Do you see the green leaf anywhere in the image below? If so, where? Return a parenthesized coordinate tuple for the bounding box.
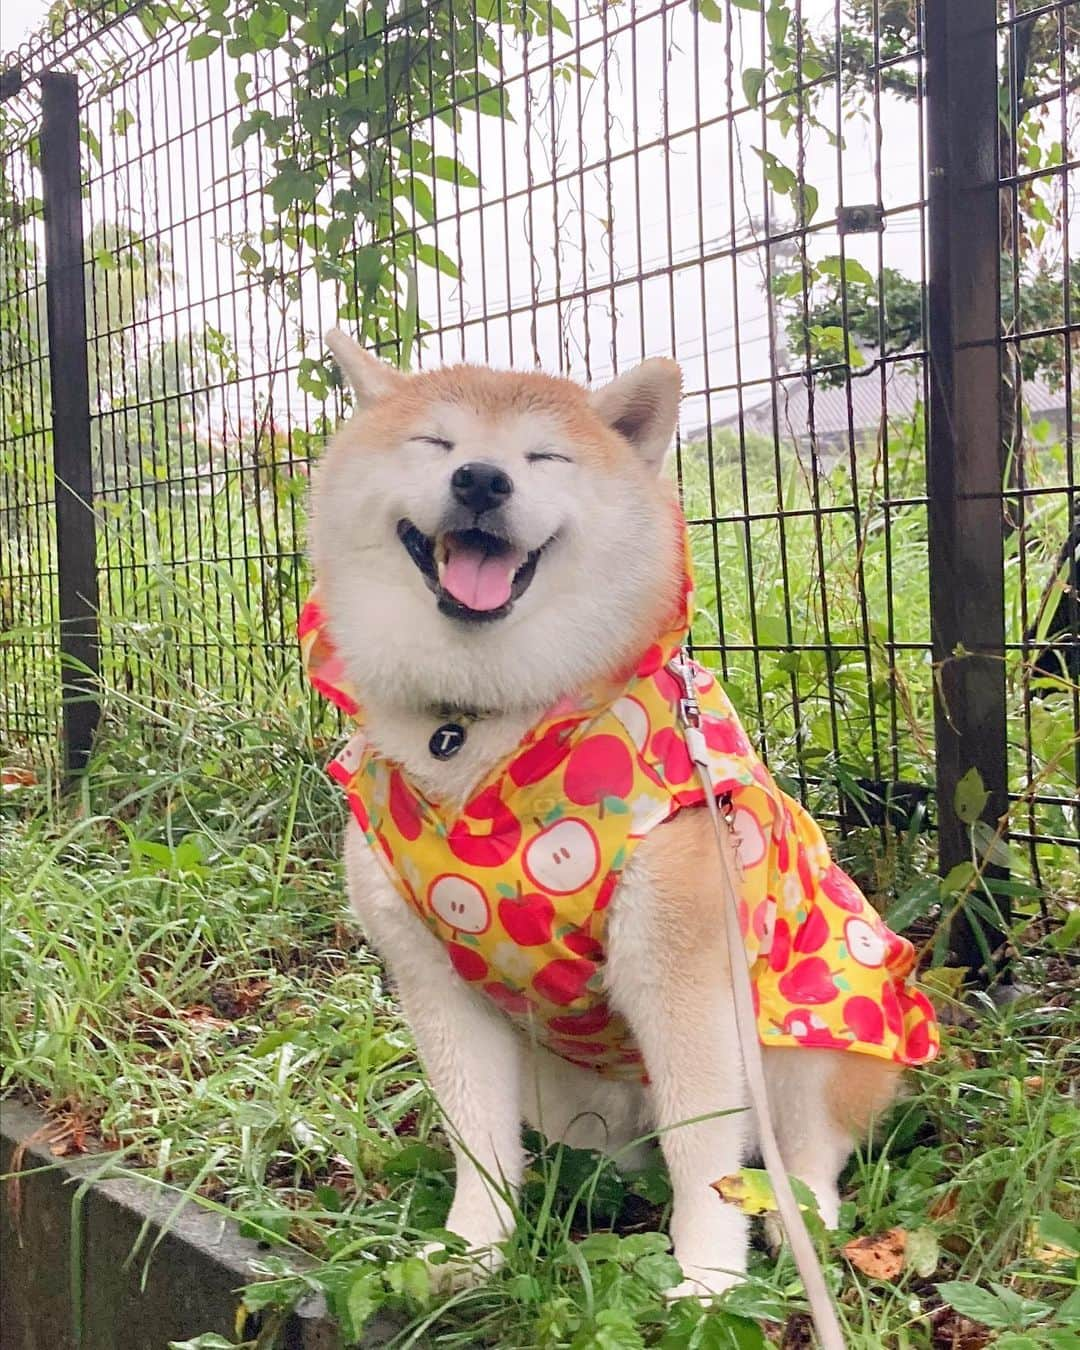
(695, 0, 724, 21)
(972, 820, 1016, 868)
(186, 34, 222, 61)
(939, 861, 976, 897)
(577, 1232, 622, 1262)
(344, 1270, 383, 1340)
(765, 3, 790, 48)
(433, 154, 480, 189)
(352, 246, 384, 287)
(633, 1251, 682, 1291)
(752, 148, 797, 196)
(603, 795, 630, 814)
(741, 67, 765, 106)
(934, 1282, 1014, 1330)
(818, 254, 874, 287)
(954, 766, 989, 824)
(385, 1256, 431, 1303)
(799, 183, 819, 222)
(111, 108, 135, 136)
(730, 0, 762, 9)
(416, 241, 460, 279)
(886, 877, 939, 931)
(168, 1337, 237, 1350)
(1037, 1211, 1080, 1256)
(1049, 907, 1080, 951)
(234, 72, 252, 103)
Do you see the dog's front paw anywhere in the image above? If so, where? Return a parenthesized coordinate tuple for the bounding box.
(666, 1263, 744, 1301)
(417, 1240, 505, 1292)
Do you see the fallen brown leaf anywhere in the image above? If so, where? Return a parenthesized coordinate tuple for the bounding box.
(930, 1307, 992, 1350)
(843, 1226, 907, 1280)
(929, 1189, 959, 1221)
(1, 767, 37, 790)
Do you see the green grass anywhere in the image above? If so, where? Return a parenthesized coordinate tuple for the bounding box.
(2, 578, 1079, 1349)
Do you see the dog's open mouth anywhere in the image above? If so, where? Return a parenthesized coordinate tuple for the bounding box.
(397, 520, 547, 622)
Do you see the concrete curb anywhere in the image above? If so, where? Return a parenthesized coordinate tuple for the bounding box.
(0, 1099, 402, 1349)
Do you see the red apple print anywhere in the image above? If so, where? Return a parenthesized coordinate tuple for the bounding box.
(820, 864, 866, 914)
(844, 917, 888, 968)
(429, 874, 491, 935)
(448, 942, 488, 983)
(780, 1008, 852, 1049)
(778, 956, 839, 1005)
(564, 735, 635, 806)
(533, 957, 597, 1005)
(843, 994, 885, 1045)
(751, 899, 775, 947)
(483, 981, 531, 1015)
(546, 1037, 610, 1059)
(902, 1018, 933, 1064)
(388, 769, 423, 842)
(594, 872, 619, 913)
(498, 889, 555, 947)
(447, 785, 522, 867)
(564, 931, 603, 960)
(702, 715, 747, 756)
(611, 696, 650, 751)
(737, 898, 750, 936)
(793, 904, 830, 954)
(776, 818, 791, 872)
(884, 928, 914, 973)
(880, 979, 903, 1035)
(900, 987, 936, 1026)
(730, 806, 767, 869)
(652, 665, 683, 705)
(522, 818, 601, 894)
(508, 718, 578, 787)
(548, 1004, 613, 1036)
(650, 727, 694, 786)
(636, 644, 664, 677)
(797, 845, 815, 899)
(769, 917, 792, 972)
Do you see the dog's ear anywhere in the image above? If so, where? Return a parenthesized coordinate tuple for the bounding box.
(589, 358, 681, 472)
(325, 328, 406, 406)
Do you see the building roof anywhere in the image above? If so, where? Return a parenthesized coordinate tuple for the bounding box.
(708, 356, 1069, 447)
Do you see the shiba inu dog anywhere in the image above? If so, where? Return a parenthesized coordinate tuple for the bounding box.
(304, 330, 936, 1298)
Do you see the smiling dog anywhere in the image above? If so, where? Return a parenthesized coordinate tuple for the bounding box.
(302, 331, 938, 1297)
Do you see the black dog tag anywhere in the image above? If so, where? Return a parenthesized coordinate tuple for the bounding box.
(429, 722, 466, 759)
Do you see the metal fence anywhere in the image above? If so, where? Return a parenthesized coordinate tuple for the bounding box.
(1, 0, 1076, 946)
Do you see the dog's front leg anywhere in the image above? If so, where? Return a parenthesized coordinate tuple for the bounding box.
(605, 821, 752, 1298)
(345, 825, 523, 1270)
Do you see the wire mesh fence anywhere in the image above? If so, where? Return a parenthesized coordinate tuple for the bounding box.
(0, 0, 1076, 900)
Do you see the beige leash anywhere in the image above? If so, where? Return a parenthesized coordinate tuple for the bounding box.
(672, 654, 847, 1350)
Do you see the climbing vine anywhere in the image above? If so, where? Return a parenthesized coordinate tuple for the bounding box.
(183, 0, 577, 393)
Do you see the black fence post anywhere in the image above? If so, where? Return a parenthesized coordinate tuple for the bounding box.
(40, 72, 100, 775)
(925, 0, 1009, 975)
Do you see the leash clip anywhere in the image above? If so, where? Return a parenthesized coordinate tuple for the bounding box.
(669, 651, 702, 729)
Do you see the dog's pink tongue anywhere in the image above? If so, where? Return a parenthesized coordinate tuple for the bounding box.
(442, 540, 523, 611)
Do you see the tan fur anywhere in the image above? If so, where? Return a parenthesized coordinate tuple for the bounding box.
(633, 807, 738, 961)
(826, 1053, 904, 1136)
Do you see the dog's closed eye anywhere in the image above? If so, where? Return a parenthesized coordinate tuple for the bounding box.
(412, 435, 454, 452)
(527, 450, 573, 464)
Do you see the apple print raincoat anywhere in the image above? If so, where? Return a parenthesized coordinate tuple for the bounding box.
(299, 539, 939, 1081)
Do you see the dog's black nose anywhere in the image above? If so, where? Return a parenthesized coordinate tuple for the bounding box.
(450, 461, 514, 514)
